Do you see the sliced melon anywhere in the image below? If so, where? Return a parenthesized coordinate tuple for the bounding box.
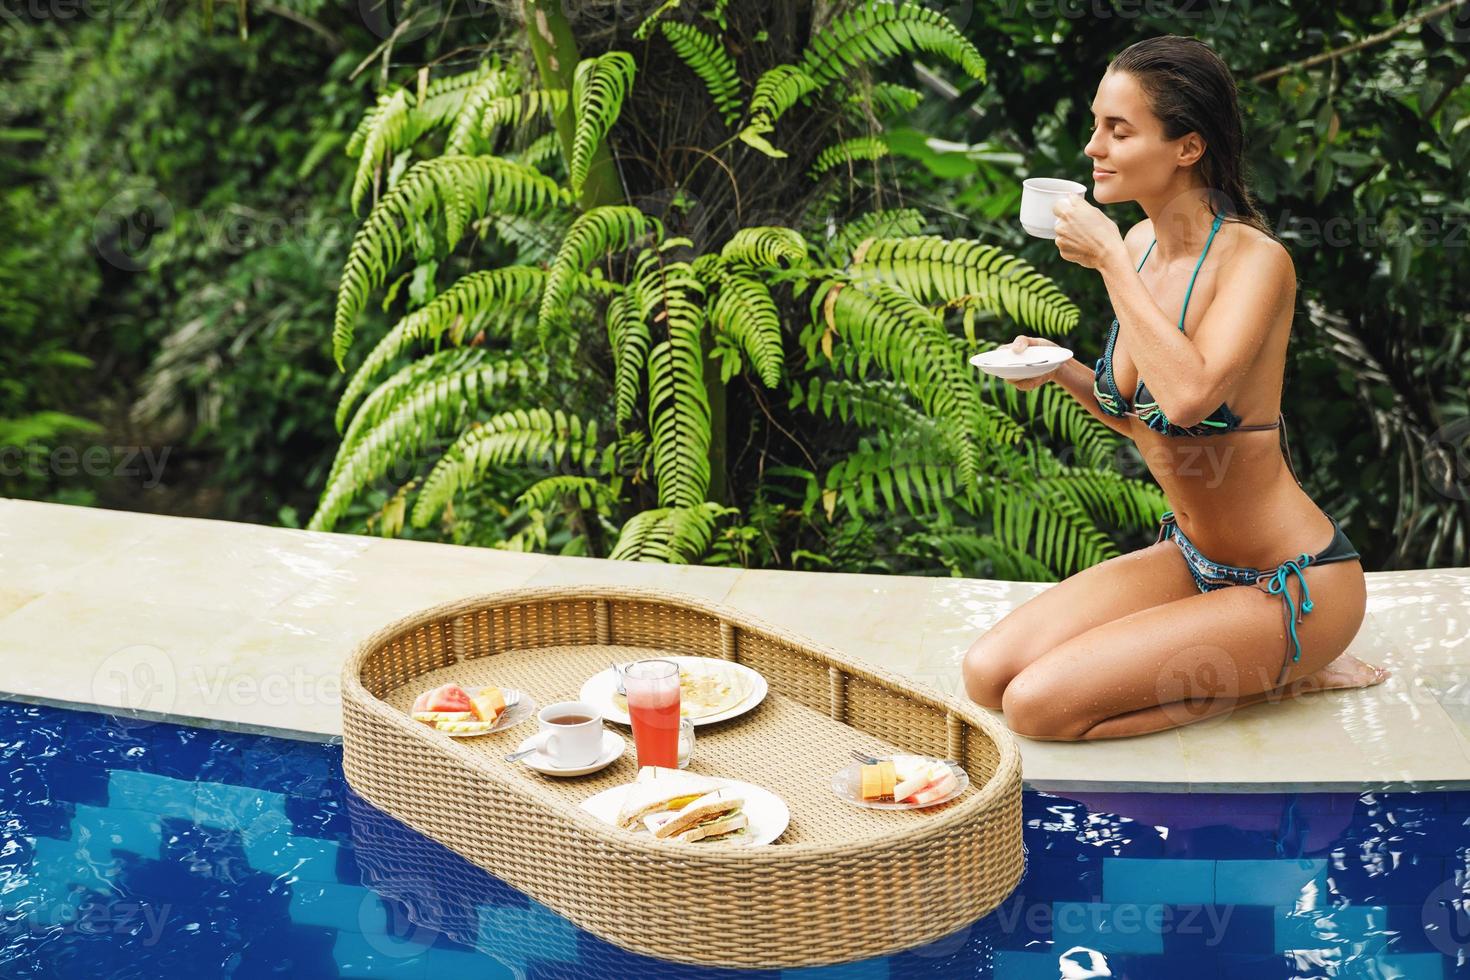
(411, 710, 473, 723)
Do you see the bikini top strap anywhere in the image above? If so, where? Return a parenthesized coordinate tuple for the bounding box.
(1178, 211, 1225, 332)
(1135, 238, 1156, 274)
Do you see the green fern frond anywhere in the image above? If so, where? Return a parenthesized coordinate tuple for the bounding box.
(334, 155, 569, 368)
(346, 63, 501, 215)
(720, 226, 809, 271)
(707, 271, 783, 387)
(539, 206, 662, 342)
(633, 0, 683, 39)
(331, 347, 495, 485)
(909, 529, 1057, 581)
(808, 135, 889, 180)
(445, 68, 516, 155)
(738, 65, 818, 157)
(606, 292, 652, 427)
(850, 236, 1080, 336)
(516, 474, 618, 513)
(634, 249, 711, 508)
(823, 432, 966, 521)
(411, 408, 602, 527)
(980, 470, 1117, 576)
(309, 359, 531, 532)
(814, 277, 986, 483)
(511, 131, 562, 172)
(659, 21, 743, 126)
(855, 82, 923, 117)
(825, 208, 926, 264)
(570, 51, 637, 198)
(479, 88, 570, 139)
(801, 1, 986, 87)
(336, 266, 550, 431)
(608, 502, 734, 562)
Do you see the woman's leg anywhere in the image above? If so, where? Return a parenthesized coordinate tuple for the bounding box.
(999, 557, 1379, 741)
(962, 535, 1203, 709)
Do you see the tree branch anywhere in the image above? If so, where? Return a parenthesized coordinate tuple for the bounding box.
(1250, 0, 1466, 84)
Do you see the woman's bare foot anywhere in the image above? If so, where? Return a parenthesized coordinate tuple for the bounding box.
(1286, 653, 1390, 696)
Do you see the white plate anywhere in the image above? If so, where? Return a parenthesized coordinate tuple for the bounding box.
(831, 756, 968, 810)
(414, 688, 537, 738)
(969, 346, 1073, 380)
(580, 657, 767, 728)
(580, 775, 789, 846)
(514, 729, 626, 776)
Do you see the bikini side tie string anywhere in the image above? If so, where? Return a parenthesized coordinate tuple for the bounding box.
(1260, 554, 1315, 684)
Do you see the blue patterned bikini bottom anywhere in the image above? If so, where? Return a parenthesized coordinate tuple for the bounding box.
(1156, 509, 1362, 686)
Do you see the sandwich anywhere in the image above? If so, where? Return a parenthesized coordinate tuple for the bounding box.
(647, 789, 749, 844)
(615, 767, 722, 830)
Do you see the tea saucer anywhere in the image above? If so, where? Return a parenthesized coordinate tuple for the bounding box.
(514, 729, 626, 777)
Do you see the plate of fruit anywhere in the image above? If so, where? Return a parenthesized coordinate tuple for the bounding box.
(832, 753, 967, 810)
(408, 683, 534, 737)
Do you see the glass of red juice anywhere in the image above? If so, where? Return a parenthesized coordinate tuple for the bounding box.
(619, 660, 693, 769)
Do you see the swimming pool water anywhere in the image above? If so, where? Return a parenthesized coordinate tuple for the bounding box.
(0, 700, 1466, 978)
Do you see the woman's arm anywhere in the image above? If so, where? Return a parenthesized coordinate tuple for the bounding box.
(1047, 357, 1136, 439)
(999, 336, 1136, 439)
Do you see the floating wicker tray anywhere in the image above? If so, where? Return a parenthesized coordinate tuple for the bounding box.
(340, 586, 1024, 969)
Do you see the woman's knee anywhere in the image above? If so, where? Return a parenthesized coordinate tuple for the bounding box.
(961, 634, 1021, 710)
(1001, 668, 1085, 740)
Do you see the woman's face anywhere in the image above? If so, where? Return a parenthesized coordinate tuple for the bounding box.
(1084, 70, 1198, 205)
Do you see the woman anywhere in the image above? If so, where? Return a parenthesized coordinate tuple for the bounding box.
(962, 35, 1388, 741)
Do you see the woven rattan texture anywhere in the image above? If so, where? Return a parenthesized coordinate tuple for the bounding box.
(341, 587, 1024, 968)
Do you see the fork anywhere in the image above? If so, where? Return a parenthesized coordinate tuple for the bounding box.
(849, 749, 961, 769)
(610, 661, 626, 695)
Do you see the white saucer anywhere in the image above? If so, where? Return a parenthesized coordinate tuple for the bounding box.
(514, 729, 626, 776)
(969, 346, 1073, 380)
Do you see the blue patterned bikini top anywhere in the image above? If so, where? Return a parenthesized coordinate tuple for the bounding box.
(1091, 211, 1281, 437)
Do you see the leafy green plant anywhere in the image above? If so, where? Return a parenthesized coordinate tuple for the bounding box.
(308, 0, 1164, 577)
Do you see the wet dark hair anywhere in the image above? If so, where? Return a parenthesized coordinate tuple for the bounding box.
(1107, 35, 1279, 243)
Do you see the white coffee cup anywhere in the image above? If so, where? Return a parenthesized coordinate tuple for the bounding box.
(1020, 177, 1087, 239)
(527, 701, 604, 767)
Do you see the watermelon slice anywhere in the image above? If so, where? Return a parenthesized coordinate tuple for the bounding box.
(423, 683, 472, 713)
(411, 691, 431, 714)
(908, 770, 959, 806)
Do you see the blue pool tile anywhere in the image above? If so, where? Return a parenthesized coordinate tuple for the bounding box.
(105, 769, 200, 820)
(418, 943, 520, 976)
(289, 880, 378, 931)
(243, 827, 351, 884)
(1216, 858, 1328, 905)
(1372, 951, 1448, 979)
(70, 803, 165, 859)
(1273, 904, 1391, 954)
(331, 927, 431, 977)
(1158, 904, 1272, 958)
(992, 950, 1065, 979)
(1050, 901, 1166, 954)
(1103, 857, 1215, 905)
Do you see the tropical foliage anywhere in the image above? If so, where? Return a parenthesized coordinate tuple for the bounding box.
(310, 0, 1166, 578)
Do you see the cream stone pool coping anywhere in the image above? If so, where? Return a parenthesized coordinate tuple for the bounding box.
(3, 497, 1467, 793)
